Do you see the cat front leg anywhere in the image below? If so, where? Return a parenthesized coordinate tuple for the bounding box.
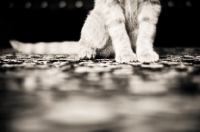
(78, 8, 111, 59)
(103, 1, 136, 63)
(136, 1, 161, 62)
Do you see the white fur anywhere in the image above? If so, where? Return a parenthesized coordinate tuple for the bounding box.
(10, 40, 79, 54)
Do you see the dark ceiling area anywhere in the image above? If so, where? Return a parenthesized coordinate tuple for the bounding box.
(0, 0, 199, 48)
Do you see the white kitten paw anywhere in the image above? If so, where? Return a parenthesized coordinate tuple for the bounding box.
(137, 50, 159, 63)
(115, 51, 137, 63)
(78, 48, 96, 59)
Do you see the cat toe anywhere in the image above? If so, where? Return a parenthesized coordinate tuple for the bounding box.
(78, 48, 96, 59)
(115, 51, 137, 63)
(137, 51, 159, 63)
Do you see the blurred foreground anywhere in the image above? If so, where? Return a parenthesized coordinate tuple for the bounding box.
(1, 48, 200, 132)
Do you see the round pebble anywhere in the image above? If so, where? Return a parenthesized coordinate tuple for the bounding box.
(129, 62, 142, 66)
(113, 69, 133, 75)
(141, 64, 164, 70)
(182, 59, 194, 63)
(162, 62, 180, 66)
(175, 64, 188, 72)
(183, 55, 194, 59)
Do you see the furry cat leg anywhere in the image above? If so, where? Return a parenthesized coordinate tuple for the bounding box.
(102, 0, 137, 63)
(136, 0, 161, 62)
(78, 10, 111, 59)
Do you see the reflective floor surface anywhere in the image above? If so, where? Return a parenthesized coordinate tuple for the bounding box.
(0, 48, 200, 132)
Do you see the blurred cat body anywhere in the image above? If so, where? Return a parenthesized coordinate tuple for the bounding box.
(11, 0, 161, 63)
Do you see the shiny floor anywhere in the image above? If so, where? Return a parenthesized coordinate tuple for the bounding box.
(1, 48, 200, 132)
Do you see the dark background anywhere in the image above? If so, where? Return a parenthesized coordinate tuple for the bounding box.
(0, 0, 199, 48)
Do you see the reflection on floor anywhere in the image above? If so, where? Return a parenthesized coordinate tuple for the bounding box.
(0, 48, 200, 132)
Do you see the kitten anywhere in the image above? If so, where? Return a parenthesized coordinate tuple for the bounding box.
(10, 0, 161, 63)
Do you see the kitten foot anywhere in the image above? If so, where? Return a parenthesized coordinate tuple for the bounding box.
(116, 51, 137, 63)
(137, 50, 159, 63)
(78, 48, 96, 59)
